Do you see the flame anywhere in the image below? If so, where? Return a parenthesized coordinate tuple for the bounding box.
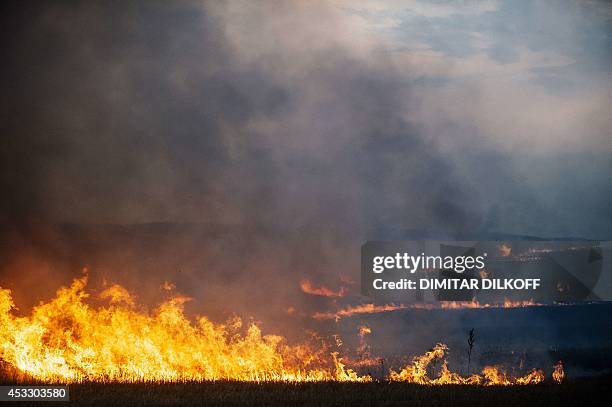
(358, 325, 371, 337)
(408, 298, 539, 310)
(312, 303, 407, 321)
(314, 298, 539, 320)
(0, 276, 368, 383)
(502, 298, 538, 308)
(357, 325, 373, 365)
(299, 279, 347, 298)
(331, 352, 372, 382)
(99, 284, 135, 307)
(0, 277, 563, 385)
(389, 344, 550, 385)
(552, 361, 564, 383)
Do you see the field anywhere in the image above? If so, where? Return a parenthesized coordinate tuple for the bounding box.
(1, 378, 610, 407)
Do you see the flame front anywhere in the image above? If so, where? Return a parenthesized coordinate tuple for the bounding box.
(0, 276, 363, 382)
(299, 279, 347, 298)
(314, 299, 540, 320)
(389, 343, 557, 385)
(408, 299, 539, 310)
(0, 277, 563, 385)
(312, 303, 408, 320)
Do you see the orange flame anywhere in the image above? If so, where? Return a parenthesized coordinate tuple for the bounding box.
(0, 277, 563, 385)
(314, 299, 539, 320)
(408, 298, 539, 310)
(299, 279, 347, 298)
(389, 343, 549, 385)
(0, 276, 366, 383)
(312, 303, 407, 320)
(358, 325, 371, 337)
(552, 361, 564, 384)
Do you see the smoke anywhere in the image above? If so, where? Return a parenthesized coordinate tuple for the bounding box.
(0, 0, 489, 231)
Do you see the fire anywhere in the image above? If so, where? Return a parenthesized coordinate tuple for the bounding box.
(389, 344, 552, 385)
(299, 279, 347, 298)
(312, 303, 407, 321)
(314, 299, 539, 320)
(0, 276, 364, 383)
(0, 277, 564, 385)
(400, 299, 539, 311)
(552, 361, 564, 383)
(331, 353, 372, 382)
(356, 325, 372, 362)
(358, 325, 371, 337)
(502, 298, 538, 308)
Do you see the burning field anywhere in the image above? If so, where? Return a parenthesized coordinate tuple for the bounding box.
(2, 0, 612, 405)
(1, 274, 565, 386)
(2, 273, 597, 406)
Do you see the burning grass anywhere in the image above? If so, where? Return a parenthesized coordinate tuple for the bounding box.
(388, 343, 556, 385)
(0, 275, 354, 382)
(299, 279, 348, 298)
(312, 299, 541, 321)
(1, 276, 563, 385)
